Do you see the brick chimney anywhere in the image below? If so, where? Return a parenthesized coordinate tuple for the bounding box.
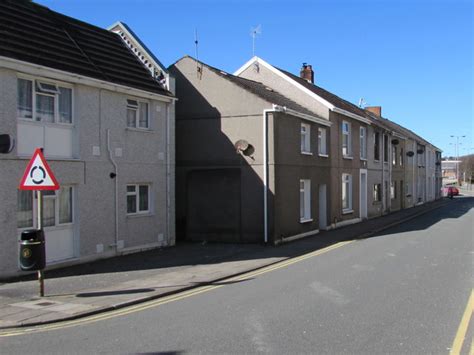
(300, 63, 314, 84)
(365, 106, 382, 117)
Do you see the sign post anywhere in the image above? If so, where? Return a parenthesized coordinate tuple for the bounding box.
(19, 148, 59, 297)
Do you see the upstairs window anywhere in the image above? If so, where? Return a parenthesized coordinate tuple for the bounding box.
(127, 99, 149, 129)
(300, 123, 311, 154)
(17, 78, 72, 124)
(318, 127, 327, 155)
(374, 132, 380, 161)
(360, 127, 367, 159)
(400, 148, 404, 166)
(342, 121, 351, 156)
(383, 135, 389, 162)
(392, 146, 397, 165)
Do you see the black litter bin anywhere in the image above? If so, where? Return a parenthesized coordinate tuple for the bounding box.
(19, 229, 45, 271)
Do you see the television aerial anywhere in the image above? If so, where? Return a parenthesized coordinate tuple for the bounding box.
(250, 25, 262, 57)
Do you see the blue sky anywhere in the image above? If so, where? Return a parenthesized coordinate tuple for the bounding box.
(36, 0, 473, 157)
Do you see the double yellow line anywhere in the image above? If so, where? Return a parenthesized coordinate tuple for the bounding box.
(450, 289, 474, 355)
(0, 241, 352, 337)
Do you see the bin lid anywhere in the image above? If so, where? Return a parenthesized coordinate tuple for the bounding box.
(20, 229, 44, 241)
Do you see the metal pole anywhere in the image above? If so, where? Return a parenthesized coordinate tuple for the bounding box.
(37, 190, 44, 297)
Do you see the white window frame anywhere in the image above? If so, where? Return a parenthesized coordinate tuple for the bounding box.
(17, 187, 74, 230)
(126, 184, 151, 215)
(127, 98, 150, 129)
(318, 127, 328, 156)
(390, 181, 396, 199)
(342, 121, 352, 157)
(342, 173, 353, 212)
(360, 126, 367, 160)
(300, 123, 311, 154)
(17, 76, 74, 125)
(299, 179, 312, 222)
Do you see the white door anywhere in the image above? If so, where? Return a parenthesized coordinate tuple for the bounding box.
(319, 184, 327, 230)
(360, 170, 368, 219)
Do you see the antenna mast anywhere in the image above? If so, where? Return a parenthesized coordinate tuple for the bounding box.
(250, 25, 261, 57)
(194, 28, 199, 61)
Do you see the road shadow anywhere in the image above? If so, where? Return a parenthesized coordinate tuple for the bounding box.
(3, 198, 471, 284)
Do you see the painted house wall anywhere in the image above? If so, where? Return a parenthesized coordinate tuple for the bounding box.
(272, 111, 331, 241)
(171, 57, 271, 243)
(0, 66, 174, 278)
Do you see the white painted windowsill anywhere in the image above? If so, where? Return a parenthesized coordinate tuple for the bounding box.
(126, 127, 154, 133)
(342, 209, 354, 215)
(301, 151, 313, 156)
(299, 218, 313, 224)
(343, 155, 353, 160)
(318, 153, 329, 158)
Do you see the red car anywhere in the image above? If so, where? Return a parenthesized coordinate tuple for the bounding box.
(442, 186, 459, 197)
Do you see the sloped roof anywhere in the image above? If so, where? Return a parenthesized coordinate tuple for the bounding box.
(182, 56, 322, 118)
(278, 68, 369, 118)
(0, 0, 172, 96)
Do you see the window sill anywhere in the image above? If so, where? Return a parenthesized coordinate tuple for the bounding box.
(360, 157, 367, 161)
(17, 118, 75, 127)
(372, 201, 382, 205)
(301, 151, 313, 156)
(374, 160, 380, 163)
(126, 127, 154, 133)
(318, 153, 329, 158)
(342, 209, 354, 215)
(343, 155, 353, 160)
(299, 218, 313, 224)
(127, 212, 154, 219)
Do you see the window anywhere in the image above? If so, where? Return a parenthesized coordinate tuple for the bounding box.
(17, 190, 33, 228)
(127, 99, 149, 129)
(391, 181, 397, 199)
(17, 78, 72, 124)
(400, 148, 404, 167)
(392, 146, 397, 165)
(342, 173, 352, 211)
(300, 179, 311, 222)
(318, 127, 327, 155)
(374, 132, 380, 161)
(383, 135, 389, 162)
(342, 121, 351, 156)
(17, 187, 73, 228)
(360, 127, 367, 159)
(301, 123, 311, 154)
(127, 184, 150, 214)
(373, 184, 382, 202)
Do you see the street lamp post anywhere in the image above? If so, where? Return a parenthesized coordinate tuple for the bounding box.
(450, 135, 466, 184)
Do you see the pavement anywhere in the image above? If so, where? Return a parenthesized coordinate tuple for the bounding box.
(0, 197, 454, 330)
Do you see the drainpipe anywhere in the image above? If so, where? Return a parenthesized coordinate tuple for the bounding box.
(166, 102, 171, 246)
(107, 129, 119, 253)
(388, 135, 392, 212)
(381, 132, 385, 214)
(262, 109, 271, 244)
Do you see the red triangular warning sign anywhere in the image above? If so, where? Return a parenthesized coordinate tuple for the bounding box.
(19, 148, 60, 190)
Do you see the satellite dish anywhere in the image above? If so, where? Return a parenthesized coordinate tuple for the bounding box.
(0, 134, 14, 154)
(406, 151, 415, 157)
(391, 139, 399, 145)
(235, 140, 249, 153)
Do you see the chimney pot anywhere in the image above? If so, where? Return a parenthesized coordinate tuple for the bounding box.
(365, 106, 382, 117)
(300, 63, 314, 84)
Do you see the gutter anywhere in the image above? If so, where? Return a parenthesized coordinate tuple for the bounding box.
(272, 105, 331, 127)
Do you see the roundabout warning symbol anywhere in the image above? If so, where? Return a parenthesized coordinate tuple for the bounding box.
(19, 148, 59, 190)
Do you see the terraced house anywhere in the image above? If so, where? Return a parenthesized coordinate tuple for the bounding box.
(0, 0, 175, 278)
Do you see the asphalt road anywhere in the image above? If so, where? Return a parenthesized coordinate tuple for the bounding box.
(2, 197, 473, 354)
